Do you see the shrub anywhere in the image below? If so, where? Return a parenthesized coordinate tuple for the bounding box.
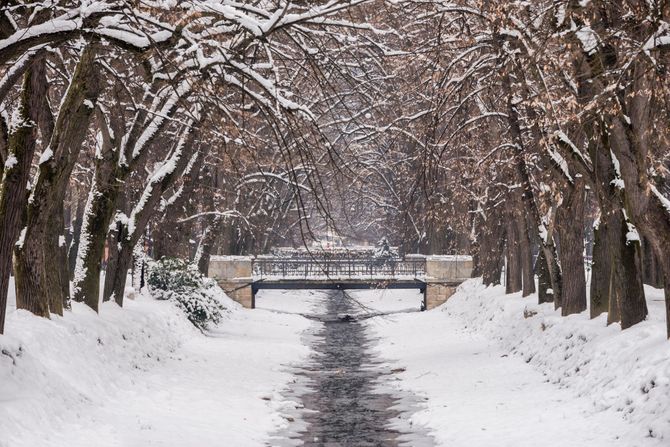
(147, 258, 226, 330)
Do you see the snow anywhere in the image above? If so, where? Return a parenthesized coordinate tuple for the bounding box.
(643, 22, 670, 50)
(425, 254, 472, 261)
(622, 208, 641, 244)
(95, 28, 173, 49)
(611, 178, 626, 189)
(346, 289, 423, 314)
(4, 154, 17, 169)
(367, 280, 669, 445)
(651, 185, 670, 216)
(575, 26, 599, 54)
(255, 289, 329, 317)
(1, 284, 316, 446)
(0, 16, 82, 52)
(211, 255, 253, 261)
(14, 226, 26, 249)
(555, 4, 566, 26)
(3, 279, 668, 446)
(38, 148, 53, 164)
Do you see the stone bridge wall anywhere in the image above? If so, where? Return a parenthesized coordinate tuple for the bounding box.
(423, 255, 473, 309)
(208, 256, 253, 308)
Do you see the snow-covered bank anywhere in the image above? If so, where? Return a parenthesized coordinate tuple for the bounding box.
(0, 286, 316, 447)
(367, 279, 669, 446)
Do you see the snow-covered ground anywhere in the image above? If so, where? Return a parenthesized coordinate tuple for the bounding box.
(0, 283, 320, 447)
(2, 279, 669, 446)
(367, 279, 670, 446)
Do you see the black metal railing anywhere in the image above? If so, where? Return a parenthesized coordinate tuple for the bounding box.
(252, 257, 426, 280)
(253, 258, 426, 279)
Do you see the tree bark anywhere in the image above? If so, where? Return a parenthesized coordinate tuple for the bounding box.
(591, 210, 647, 327)
(103, 223, 122, 302)
(589, 221, 610, 318)
(73, 163, 123, 311)
(557, 177, 587, 316)
(194, 215, 224, 275)
(57, 211, 71, 311)
(642, 237, 663, 288)
(479, 207, 505, 286)
(515, 202, 535, 297)
(0, 58, 51, 328)
(536, 247, 552, 303)
(14, 44, 100, 317)
(505, 217, 522, 294)
(566, 12, 661, 333)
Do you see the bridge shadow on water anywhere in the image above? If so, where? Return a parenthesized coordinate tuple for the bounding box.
(271, 290, 434, 447)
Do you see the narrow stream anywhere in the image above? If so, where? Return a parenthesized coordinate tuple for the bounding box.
(262, 291, 420, 447)
(296, 290, 402, 446)
(262, 289, 436, 446)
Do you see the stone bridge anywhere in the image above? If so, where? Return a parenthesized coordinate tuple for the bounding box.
(207, 253, 472, 310)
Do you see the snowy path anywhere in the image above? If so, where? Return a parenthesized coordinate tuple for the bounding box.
(366, 290, 667, 447)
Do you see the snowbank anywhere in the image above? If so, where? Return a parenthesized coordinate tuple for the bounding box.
(0, 285, 315, 446)
(445, 279, 670, 440)
(366, 280, 669, 446)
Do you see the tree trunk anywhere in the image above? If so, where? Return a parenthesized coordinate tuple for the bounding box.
(557, 177, 587, 316)
(570, 27, 662, 334)
(505, 218, 522, 294)
(14, 44, 99, 316)
(642, 237, 663, 288)
(74, 74, 194, 309)
(516, 210, 535, 297)
(67, 199, 85, 280)
(480, 208, 505, 286)
(103, 225, 122, 303)
(73, 172, 122, 311)
(594, 210, 647, 328)
(110, 240, 134, 306)
(612, 215, 647, 329)
(58, 223, 71, 311)
(194, 215, 224, 275)
(542, 233, 563, 310)
(471, 234, 481, 278)
(536, 247, 553, 303)
(589, 221, 610, 318)
(500, 68, 562, 305)
(0, 63, 48, 326)
(107, 126, 201, 306)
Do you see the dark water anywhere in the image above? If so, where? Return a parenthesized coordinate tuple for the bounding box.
(294, 291, 405, 446)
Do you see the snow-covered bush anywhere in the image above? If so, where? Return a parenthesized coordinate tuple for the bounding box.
(147, 258, 225, 330)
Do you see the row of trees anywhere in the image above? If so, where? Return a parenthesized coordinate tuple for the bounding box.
(372, 0, 670, 337)
(300, 0, 670, 338)
(0, 1, 668, 340)
(0, 0, 388, 333)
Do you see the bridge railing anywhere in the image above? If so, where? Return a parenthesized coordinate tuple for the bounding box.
(252, 258, 426, 280)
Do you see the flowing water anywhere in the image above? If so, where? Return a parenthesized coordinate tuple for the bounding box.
(273, 290, 433, 446)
